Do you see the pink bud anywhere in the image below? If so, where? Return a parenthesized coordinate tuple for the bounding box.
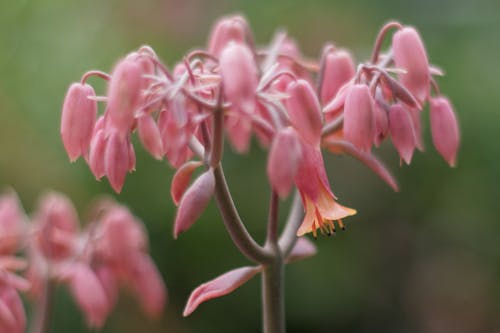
(285, 238, 317, 264)
(267, 127, 302, 198)
(225, 114, 252, 153)
(286, 79, 323, 146)
(34, 192, 79, 261)
(318, 48, 356, 105)
(104, 132, 130, 193)
(219, 42, 258, 115)
(125, 254, 166, 319)
(430, 97, 459, 166)
(343, 84, 375, 152)
(61, 83, 97, 161)
(389, 104, 417, 164)
(173, 169, 215, 238)
(137, 114, 164, 159)
(88, 129, 107, 180)
(93, 265, 118, 316)
(68, 263, 109, 328)
(392, 27, 430, 104)
(106, 59, 142, 134)
(0, 285, 25, 333)
(0, 191, 25, 255)
(183, 266, 261, 317)
(208, 15, 249, 56)
(171, 161, 203, 206)
(408, 107, 424, 151)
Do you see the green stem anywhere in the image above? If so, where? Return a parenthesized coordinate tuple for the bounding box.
(262, 255, 285, 333)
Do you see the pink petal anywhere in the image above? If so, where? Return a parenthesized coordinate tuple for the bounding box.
(183, 266, 261, 317)
(286, 79, 323, 146)
(267, 127, 302, 198)
(318, 48, 355, 105)
(137, 114, 164, 160)
(207, 15, 249, 57)
(173, 169, 215, 238)
(430, 96, 460, 167)
(88, 129, 107, 180)
(61, 83, 97, 162)
(171, 161, 203, 206)
(104, 132, 130, 193)
(343, 84, 375, 152)
(285, 238, 317, 264)
(389, 104, 417, 165)
(68, 263, 109, 329)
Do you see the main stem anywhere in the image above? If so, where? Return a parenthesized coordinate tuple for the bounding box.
(30, 277, 53, 333)
(262, 255, 285, 333)
(262, 191, 285, 333)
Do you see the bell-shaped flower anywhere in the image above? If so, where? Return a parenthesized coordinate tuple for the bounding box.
(106, 58, 142, 135)
(33, 192, 79, 261)
(66, 263, 109, 329)
(267, 127, 302, 198)
(318, 47, 356, 105)
(137, 113, 164, 160)
(343, 84, 375, 152)
(207, 15, 249, 57)
(430, 96, 459, 166)
(61, 83, 97, 161)
(104, 131, 132, 193)
(389, 104, 417, 165)
(286, 79, 323, 146)
(392, 27, 430, 104)
(174, 169, 215, 238)
(220, 42, 258, 115)
(0, 191, 25, 255)
(295, 143, 356, 237)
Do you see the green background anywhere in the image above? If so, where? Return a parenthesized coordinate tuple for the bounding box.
(1, 0, 499, 332)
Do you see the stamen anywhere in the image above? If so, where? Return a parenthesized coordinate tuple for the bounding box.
(337, 219, 345, 231)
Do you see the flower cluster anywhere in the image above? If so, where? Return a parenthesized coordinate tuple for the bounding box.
(61, 15, 459, 238)
(0, 189, 166, 331)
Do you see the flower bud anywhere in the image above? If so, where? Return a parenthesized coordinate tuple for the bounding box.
(392, 27, 430, 104)
(0, 191, 25, 255)
(389, 104, 417, 164)
(171, 161, 203, 206)
(61, 83, 97, 161)
(286, 79, 323, 146)
(219, 42, 258, 115)
(208, 15, 249, 56)
(0, 284, 25, 333)
(104, 132, 130, 193)
(267, 127, 302, 198)
(318, 47, 355, 105)
(343, 84, 375, 152)
(137, 114, 163, 159)
(173, 169, 215, 238)
(106, 59, 142, 135)
(34, 192, 79, 261)
(430, 96, 459, 166)
(88, 128, 107, 180)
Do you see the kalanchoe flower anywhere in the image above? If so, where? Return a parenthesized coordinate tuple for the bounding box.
(137, 113, 164, 159)
(318, 46, 356, 106)
(295, 143, 356, 237)
(267, 127, 302, 198)
(392, 26, 430, 104)
(61, 83, 97, 161)
(343, 84, 376, 152)
(207, 15, 250, 57)
(106, 58, 143, 135)
(286, 79, 323, 146)
(430, 96, 459, 166)
(389, 104, 417, 164)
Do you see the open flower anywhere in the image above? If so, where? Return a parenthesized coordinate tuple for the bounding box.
(295, 143, 356, 237)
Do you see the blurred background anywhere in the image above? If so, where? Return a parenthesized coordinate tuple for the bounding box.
(1, 0, 499, 332)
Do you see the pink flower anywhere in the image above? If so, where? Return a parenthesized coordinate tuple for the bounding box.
(0, 191, 25, 255)
(61, 83, 97, 161)
(318, 47, 356, 106)
(389, 104, 417, 165)
(295, 143, 356, 237)
(207, 15, 249, 57)
(0, 283, 25, 333)
(430, 96, 460, 166)
(33, 192, 79, 261)
(343, 84, 376, 152)
(392, 27, 430, 104)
